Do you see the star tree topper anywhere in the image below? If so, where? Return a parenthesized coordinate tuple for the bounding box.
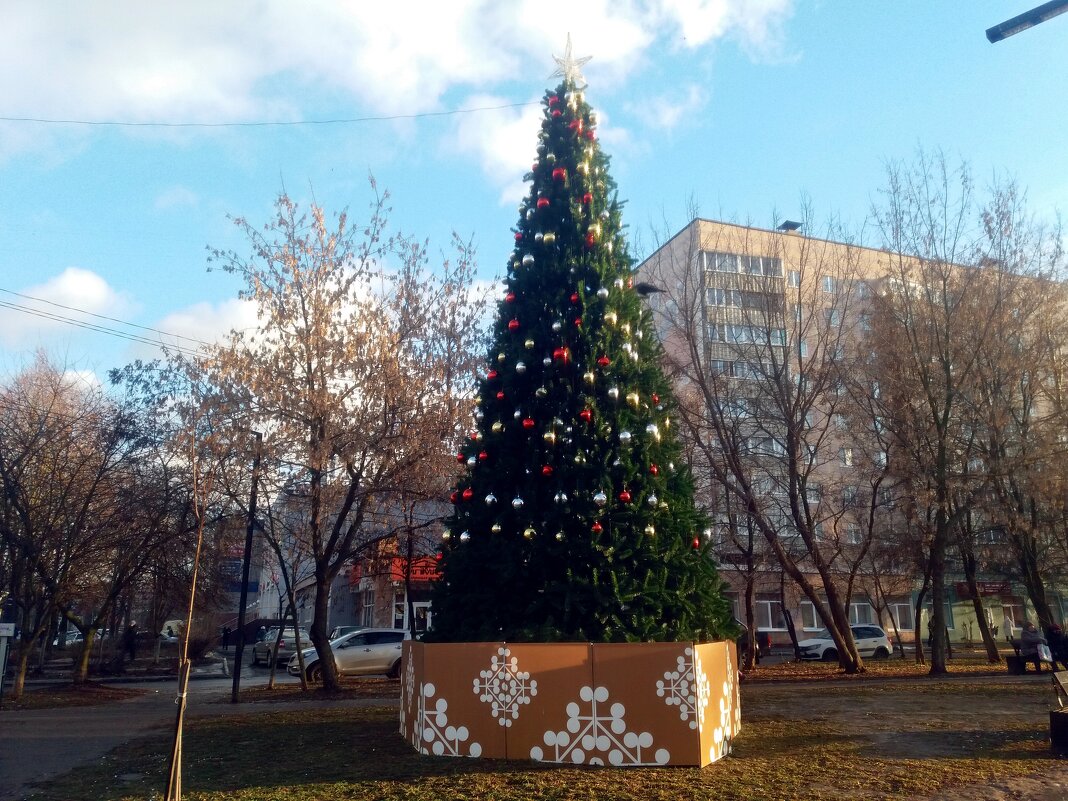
(551, 33, 592, 89)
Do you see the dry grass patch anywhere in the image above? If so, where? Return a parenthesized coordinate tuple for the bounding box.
(26, 681, 1066, 801)
(0, 682, 145, 711)
(745, 657, 1014, 683)
(232, 676, 400, 703)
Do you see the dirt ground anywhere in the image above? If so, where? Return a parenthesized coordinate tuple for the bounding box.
(744, 675, 1068, 800)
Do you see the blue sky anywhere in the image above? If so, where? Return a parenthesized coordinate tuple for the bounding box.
(1, 2, 1065, 380)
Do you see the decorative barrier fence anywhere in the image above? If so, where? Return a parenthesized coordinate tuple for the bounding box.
(399, 640, 740, 767)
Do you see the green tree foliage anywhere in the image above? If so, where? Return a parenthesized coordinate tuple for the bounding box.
(429, 77, 731, 643)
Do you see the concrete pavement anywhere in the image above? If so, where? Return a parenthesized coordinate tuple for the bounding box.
(0, 660, 319, 801)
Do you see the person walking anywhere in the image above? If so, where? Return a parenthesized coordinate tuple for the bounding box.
(222, 626, 231, 650)
(1003, 614, 1015, 644)
(123, 623, 138, 662)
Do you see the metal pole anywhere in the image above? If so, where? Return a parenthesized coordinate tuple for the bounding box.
(231, 431, 262, 703)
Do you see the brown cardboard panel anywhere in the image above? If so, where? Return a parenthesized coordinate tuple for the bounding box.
(497, 643, 593, 761)
(411, 642, 506, 759)
(588, 642, 701, 766)
(399, 641, 422, 746)
(696, 641, 741, 764)
(400, 640, 741, 768)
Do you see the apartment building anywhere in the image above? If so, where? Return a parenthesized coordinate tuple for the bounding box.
(637, 218, 1063, 648)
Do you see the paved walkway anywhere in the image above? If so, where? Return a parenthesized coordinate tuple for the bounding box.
(0, 674, 387, 801)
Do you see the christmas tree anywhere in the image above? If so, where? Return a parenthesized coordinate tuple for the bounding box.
(429, 44, 731, 644)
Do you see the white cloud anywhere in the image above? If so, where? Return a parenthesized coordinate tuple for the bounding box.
(629, 84, 707, 132)
(0, 268, 130, 347)
(0, 2, 792, 124)
(150, 298, 259, 357)
(451, 95, 544, 205)
(154, 185, 199, 210)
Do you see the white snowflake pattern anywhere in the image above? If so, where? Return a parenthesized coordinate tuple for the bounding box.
(400, 651, 417, 734)
(530, 685, 670, 766)
(655, 646, 710, 730)
(708, 644, 739, 762)
(473, 646, 538, 727)
(415, 682, 483, 758)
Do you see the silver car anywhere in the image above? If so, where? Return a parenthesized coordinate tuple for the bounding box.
(252, 627, 310, 666)
(288, 628, 410, 681)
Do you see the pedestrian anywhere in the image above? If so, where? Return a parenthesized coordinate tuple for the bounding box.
(1020, 621, 1048, 673)
(123, 623, 138, 662)
(222, 626, 231, 650)
(1003, 614, 1015, 643)
(256, 625, 267, 643)
(1047, 624, 1068, 672)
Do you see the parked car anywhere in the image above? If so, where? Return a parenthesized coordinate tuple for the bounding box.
(52, 630, 84, 647)
(252, 627, 310, 666)
(288, 628, 410, 681)
(797, 624, 892, 661)
(732, 619, 771, 661)
(329, 625, 365, 640)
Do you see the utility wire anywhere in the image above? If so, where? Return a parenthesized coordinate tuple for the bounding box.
(0, 101, 539, 129)
(0, 287, 215, 348)
(0, 299, 205, 359)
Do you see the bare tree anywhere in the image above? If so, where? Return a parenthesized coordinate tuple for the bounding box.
(866, 151, 1061, 674)
(200, 186, 484, 690)
(643, 207, 884, 673)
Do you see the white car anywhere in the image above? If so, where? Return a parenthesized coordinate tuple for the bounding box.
(288, 628, 410, 681)
(797, 624, 892, 661)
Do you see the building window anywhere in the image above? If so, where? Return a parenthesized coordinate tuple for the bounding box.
(840, 447, 854, 467)
(704, 250, 782, 277)
(1001, 599, 1025, 630)
(842, 486, 858, 506)
(800, 601, 823, 630)
(788, 270, 801, 288)
(822, 276, 837, 294)
(393, 590, 406, 629)
(889, 601, 915, 631)
(825, 309, 841, 327)
(845, 522, 862, 543)
(849, 602, 875, 625)
(361, 588, 375, 627)
(755, 598, 788, 630)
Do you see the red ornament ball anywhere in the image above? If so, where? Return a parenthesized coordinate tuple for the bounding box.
(537, 197, 550, 209)
(596, 355, 610, 367)
(551, 109, 562, 117)
(508, 318, 520, 331)
(692, 537, 701, 550)
(496, 391, 505, 400)
(462, 488, 473, 501)
(487, 369, 498, 380)
(649, 464, 659, 476)
(522, 417, 536, 429)
(541, 465, 553, 476)
(514, 232, 523, 241)
(505, 292, 516, 303)
(585, 129, 596, 140)
(579, 408, 593, 423)
(456, 453, 464, 463)
(585, 233, 596, 248)
(450, 491, 458, 503)
(574, 317, 582, 328)
(591, 521, 603, 534)
(552, 167, 567, 181)
(570, 292, 580, 304)
(548, 95, 559, 106)
(479, 451, 488, 461)
(569, 119, 583, 134)
(652, 393, 660, 404)
(435, 552, 443, 561)
(582, 192, 593, 205)
(618, 490, 632, 503)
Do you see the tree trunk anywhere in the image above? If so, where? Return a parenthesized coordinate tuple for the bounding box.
(928, 513, 949, 675)
(779, 573, 801, 661)
(743, 579, 757, 670)
(962, 579, 1001, 663)
(72, 630, 97, 683)
(310, 571, 339, 691)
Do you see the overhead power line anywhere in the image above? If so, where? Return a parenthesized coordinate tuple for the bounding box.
(0, 101, 539, 129)
(0, 287, 215, 349)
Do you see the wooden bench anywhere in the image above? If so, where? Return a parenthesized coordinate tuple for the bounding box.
(1054, 671, 1068, 709)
